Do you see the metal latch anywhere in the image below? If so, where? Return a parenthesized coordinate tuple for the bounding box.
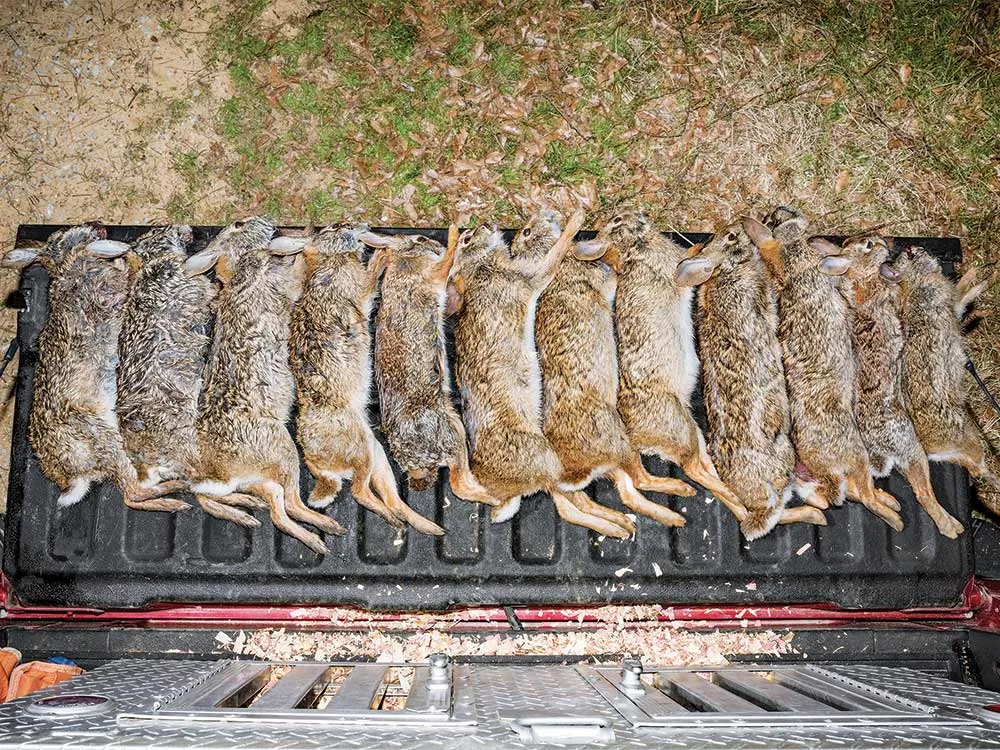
(508, 716, 615, 745)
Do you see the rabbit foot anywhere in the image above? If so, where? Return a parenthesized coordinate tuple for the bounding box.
(874, 489, 901, 511)
(386, 502, 445, 536)
(861, 500, 904, 531)
(124, 496, 191, 513)
(551, 491, 633, 539)
(681, 459, 749, 522)
(449, 464, 502, 507)
(931, 512, 965, 539)
(626, 459, 697, 497)
(217, 492, 269, 510)
(611, 469, 686, 527)
(287, 504, 346, 536)
(778, 505, 827, 526)
(196, 495, 261, 529)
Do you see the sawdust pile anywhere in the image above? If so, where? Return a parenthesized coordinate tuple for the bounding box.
(216, 606, 794, 663)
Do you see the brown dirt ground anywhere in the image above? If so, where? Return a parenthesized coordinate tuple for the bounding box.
(0, 0, 996, 517)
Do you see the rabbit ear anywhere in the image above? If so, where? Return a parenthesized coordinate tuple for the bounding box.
(819, 255, 852, 276)
(84, 239, 130, 258)
(183, 246, 222, 277)
(268, 236, 308, 255)
(574, 238, 609, 260)
(741, 217, 774, 247)
(358, 231, 406, 250)
(673, 256, 717, 286)
(879, 262, 902, 283)
(2, 245, 41, 268)
(808, 237, 842, 256)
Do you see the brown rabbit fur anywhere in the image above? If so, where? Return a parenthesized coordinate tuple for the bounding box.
(289, 224, 443, 536)
(533, 211, 696, 531)
(840, 236, 963, 538)
(674, 222, 826, 539)
(453, 210, 635, 538)
(748, 207, 903, 531)
(2, 224, 186, 513)
(117, 225, 268, 528)
(363, 231, 496, 507)
(890, 248, 1000, 502)
(588, 212, 748, 524)
(186, 217, 343, 556)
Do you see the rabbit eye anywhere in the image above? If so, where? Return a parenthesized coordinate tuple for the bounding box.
(233, 220, 245, 229)
(610, 216, 623, 226)
(522, 227, 532, 237)
(725, 232, 737, 243)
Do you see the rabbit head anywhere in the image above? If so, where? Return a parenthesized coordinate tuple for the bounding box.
(3, 223, 128, 273)
(673, 221, 761, 287)
(744, 209, 852, 281)
(510, 208, 562, 260)
(574, 211, 656, 269)
(307, 223, 369, 261)
(882, 246, 939, 288)
(841, 235, 893, 285)
(125, 225, 194, 271)
(456, 223, 505, 275)
(183, 216, 304, 281)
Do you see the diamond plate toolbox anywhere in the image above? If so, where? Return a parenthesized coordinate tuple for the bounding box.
(6, 659, 1000, 749)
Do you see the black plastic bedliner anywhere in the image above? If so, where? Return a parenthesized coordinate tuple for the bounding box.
(3, 225, 973, 611)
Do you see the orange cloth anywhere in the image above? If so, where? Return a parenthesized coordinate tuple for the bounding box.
(6, 660, 82, 702)
(0, 648, 19, 701)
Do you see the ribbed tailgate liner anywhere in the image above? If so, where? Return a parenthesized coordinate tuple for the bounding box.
(3, 225, 972, 611)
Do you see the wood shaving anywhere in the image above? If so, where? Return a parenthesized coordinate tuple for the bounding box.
(218, 622, 794, 664)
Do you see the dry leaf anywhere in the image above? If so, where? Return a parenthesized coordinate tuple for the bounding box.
(898, 62, 912, 85)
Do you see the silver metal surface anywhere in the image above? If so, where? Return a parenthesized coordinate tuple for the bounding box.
(4, 659, 1000, 748)
(251, 665, 329, 710)
(323, 664, 387, 713)
(581, 662, 976, 730)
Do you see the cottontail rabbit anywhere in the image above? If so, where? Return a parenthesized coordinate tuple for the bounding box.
(533, 210, 696, 531)
(360, 229, 497, 507)
(2, 224, 187, 513)
(745, 207, 903, 531)
(452, 210, 635, 537)
(289, 224, 443, 536)
(580, 212, 748, 524)
(673, 221, 826, 539)
(117, 225, 266, 527)
(886, 247, 999, 503)
(184, 217, 343, 556)
(833, 235, 964, 538)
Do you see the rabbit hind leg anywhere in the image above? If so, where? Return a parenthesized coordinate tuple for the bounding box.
(550, 490, 633, 538)
(609, 468, 685, 527)
(195, 493, 261, 528)
(778, 505, 828, 526)
(443, 407, 501, 507)
(368, 438, 444, 536)
(623, 453, 697, 497)
(899, 453, 964, 538)
(845, 466, 904, 530)
(241, 477, 331, 555)
(631, 418, 747, 522)
(261, 428, 345, 538)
